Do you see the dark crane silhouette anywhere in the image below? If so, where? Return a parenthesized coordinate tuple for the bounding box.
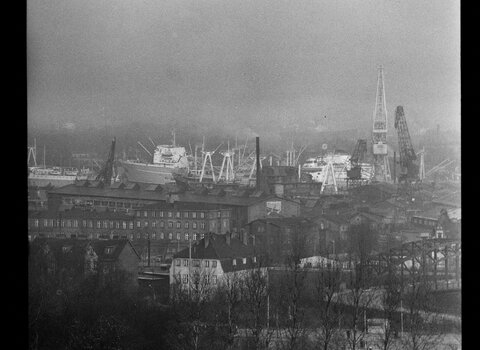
(394, 106, 418, 182)
(96, 138, 116, 185)
(347, 139, 367, 180)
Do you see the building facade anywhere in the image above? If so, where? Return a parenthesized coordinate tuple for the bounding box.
(29, 238, 141, 287)
(169, 233, 263, 296)
(245, 217, 322, 264)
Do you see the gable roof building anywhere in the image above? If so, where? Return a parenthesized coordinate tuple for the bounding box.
(169, 233, 263, 296)
(30, 238, 141, 286)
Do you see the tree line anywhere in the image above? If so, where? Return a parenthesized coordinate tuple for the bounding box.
(29, 223, 459, 350)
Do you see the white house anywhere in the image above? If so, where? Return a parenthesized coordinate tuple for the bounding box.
(169, 232, 265, 296)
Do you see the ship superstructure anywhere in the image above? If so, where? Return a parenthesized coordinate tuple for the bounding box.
(118, 132, 190, 184)
(302, 151, 374, 189)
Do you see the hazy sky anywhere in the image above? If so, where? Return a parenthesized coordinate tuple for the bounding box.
(27, 0, 460, 133)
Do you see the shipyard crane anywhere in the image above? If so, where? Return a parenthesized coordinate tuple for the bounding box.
(347, 139, 367, 180)
(394, 106, 418, 182)
(96, 138, 116, 185)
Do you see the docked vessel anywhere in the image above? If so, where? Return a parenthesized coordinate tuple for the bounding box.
(118, 145, 190, 184)
(302, 151, 374, 187)
(27, 140, 94, 187)
(28, 166, 92, 187)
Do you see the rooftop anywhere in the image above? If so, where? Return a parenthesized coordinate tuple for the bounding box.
(29, 207, 135, 219)
(49, 182, 279, 207)
(174, 233, 254, 260)
(248, 216, 315, 227)
(30, 238, 140, 263)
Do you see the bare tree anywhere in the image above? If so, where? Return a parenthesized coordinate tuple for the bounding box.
(375, 259, 402, 350)
(240, 259, 273, 350)
(168, 269, 218, 350)
(343, 223, 378, 350)
(274, 227, 309, 350)
(216, 271, 243, 349)
(401, 265, 443, 350)
(314, 261, 344, 350)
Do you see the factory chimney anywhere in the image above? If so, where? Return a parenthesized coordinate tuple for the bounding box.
(256, 136, 261, 190)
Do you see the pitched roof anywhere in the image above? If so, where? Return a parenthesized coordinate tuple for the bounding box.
(30, 238, 140, 263)
(317, 213, 352, 225)
(304, 199, 319, 208)
(139, 201, 231, 211)
(432, 192, 461, 207)
(248, 217, 315, 227)
(351, 211, 386, 223)
(30, 238, 92, 268)
(91, 239, 140, 261)
(110, 182, 126, 190)
(29, 208, 134, 220)
(173, 233, 254, 260)
(49, 183, 278, 207)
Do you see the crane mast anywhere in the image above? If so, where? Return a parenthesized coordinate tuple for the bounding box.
(96, 137, 116, 185)
(394, 106, 418, 182)
(372, 66, 391, 182)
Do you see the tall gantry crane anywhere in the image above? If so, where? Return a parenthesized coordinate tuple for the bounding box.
(394, 106, 418, 182)
(372, 66, 392, 182)
(96, 138, 116, 185)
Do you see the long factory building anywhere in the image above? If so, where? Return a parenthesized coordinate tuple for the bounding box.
(32, 180, 301, 261)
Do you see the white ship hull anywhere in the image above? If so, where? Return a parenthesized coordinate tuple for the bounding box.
(118, 160, 187, 184)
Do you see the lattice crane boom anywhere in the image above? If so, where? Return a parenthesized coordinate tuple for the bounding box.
(350, 139, 367, 166)
(347, 139, 367, 180)
(394, 106, 418, 181)
(96, 138, 116, 185)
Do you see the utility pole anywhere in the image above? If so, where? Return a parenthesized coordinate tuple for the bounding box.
(400, 299, 404, 337)
(147, 234, 151, 268)
(393, 151, 396, 183)
(189, 234, 192, 297)
(266, 267, 270, 330)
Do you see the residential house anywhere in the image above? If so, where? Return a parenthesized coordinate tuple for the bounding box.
(29, 238, 141, 287)
(169, 232, 264, 295)
(244, 217, 321, 263)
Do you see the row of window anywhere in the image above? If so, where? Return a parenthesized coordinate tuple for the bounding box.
(138, 232, 206, 241)
(34, 231, 206, 242)
(175, 259, 218, 268)
(64, 198, 134, 208)
(135, 220, 207, 230)
(31, 219, 135, 230)
(412, 217, 436, 226)
(175, 257, 256, 268)
(30, 218, 217, 232)
(180, 274, 218, 285)
(137, 210, 231, 219)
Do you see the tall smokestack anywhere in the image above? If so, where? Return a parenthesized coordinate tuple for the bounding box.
(256, 136, 261, 190)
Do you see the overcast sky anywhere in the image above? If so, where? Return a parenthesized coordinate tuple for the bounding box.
(27, 0, 460, 134)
